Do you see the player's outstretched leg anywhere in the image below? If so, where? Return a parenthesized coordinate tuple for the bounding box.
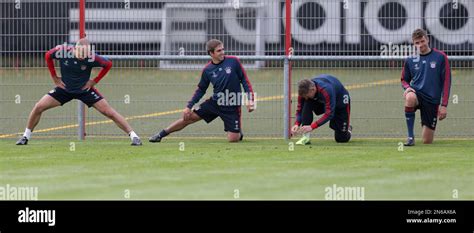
(16, 95, 61, 145)
(404, 92, 417, 146)
(92, 99, 142, 146)
(149, 112, 202, 143)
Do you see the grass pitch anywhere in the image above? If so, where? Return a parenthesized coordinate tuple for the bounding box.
(1, 138, 472, 200)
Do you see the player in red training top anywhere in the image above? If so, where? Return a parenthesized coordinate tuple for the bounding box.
(16, 38, 142, 146)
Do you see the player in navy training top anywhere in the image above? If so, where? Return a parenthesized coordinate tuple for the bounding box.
(292, 75, 352, 144)
(16, 38, 142, 146)
(149, 39, 255, 143)
(401, 29, 451, 146)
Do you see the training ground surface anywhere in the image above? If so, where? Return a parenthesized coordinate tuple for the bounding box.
(1, 68, 473, 138)
(1, 138, 472, 200)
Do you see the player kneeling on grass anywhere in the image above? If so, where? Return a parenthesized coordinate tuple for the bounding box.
(401, 28, 451, 146)
(16, 38, 142, 146)
(292, 75, 351, 145)
(149, 39, 255, 143)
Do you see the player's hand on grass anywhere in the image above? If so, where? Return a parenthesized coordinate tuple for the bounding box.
(183, 107, 193, 121)
(438, 106, 447, 120)
(246, 100, 255, 112)
(53, 76, 66, 89)
(81, 79, 97, 91)
(403, 87, 416, 97)
(298, 125, 313, 134)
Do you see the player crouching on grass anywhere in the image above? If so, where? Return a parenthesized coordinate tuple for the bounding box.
(149, 39, 255, 143)
(401, 28, 451, 146)
(16, 38, 142, 146)
(292, 75, 352, 145)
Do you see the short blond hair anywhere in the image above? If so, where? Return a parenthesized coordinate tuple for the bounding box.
(412, 28, 428, 40)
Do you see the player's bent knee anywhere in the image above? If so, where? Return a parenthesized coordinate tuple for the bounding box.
(405, 91, 416, 98)
(227, 133, 240, 143)
(182, 113, 200, 124)
(190, 112, 202, 122)
(405, 93, 417, 106)
(33, 103, 47, 113)
(335, 131, 351, 143)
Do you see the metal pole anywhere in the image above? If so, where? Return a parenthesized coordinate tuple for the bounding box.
(285, 0, 292, 140)
(78, 102, 85, 140)
(283, 57, 290, 140)
(78, 0, 86, 140)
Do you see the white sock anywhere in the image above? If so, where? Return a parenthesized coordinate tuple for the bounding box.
(129, 131, 139, 140)
(303, 132, 311, 138)
(23, 128, 32, 140)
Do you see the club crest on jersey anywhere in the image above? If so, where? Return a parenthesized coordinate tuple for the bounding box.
(81, 65, 87, 70)
(225, 67, 232, 74)
(430, 61, 436, 68)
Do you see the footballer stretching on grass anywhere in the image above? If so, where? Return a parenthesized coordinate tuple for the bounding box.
(401, 29, 451, 146)
(16, 38, 142, 146)
(292, 74, 352, 145)
(149, 39, 255, 143)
